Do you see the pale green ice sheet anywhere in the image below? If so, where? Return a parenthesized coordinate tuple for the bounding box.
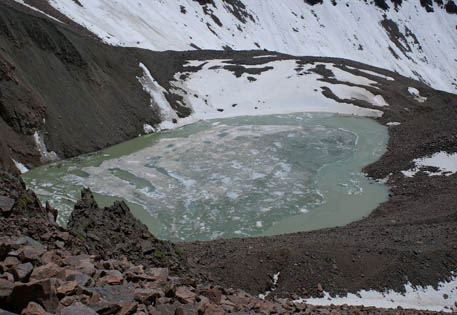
(23, 113, 389, 241)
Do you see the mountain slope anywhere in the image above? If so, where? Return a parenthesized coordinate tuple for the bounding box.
(41, 0, 457, 93)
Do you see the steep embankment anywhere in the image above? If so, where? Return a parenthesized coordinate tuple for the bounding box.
(0, 1, 161, 168)
(44, 0, 457, 93)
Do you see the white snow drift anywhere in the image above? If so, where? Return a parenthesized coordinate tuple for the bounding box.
(402, 151, 457, 177)
(298, 273, 457, 313)
(45, 0, 457, 93)
(153, 59, 385, 130)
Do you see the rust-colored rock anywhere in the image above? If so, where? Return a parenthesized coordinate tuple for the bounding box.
(30, 263, 63, 281)
(56, 281, 79, 297)
(20, 301, 48, 315)
(175, 286, 196, 304)
(97, 270, 123, 285)
(15, 246, 46, 263)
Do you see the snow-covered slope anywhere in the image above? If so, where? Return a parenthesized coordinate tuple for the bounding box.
(44, 0, 457, 93)
(147, 58, 385, 131)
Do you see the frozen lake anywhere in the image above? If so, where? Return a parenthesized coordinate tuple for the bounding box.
(24, 113, 389, 241)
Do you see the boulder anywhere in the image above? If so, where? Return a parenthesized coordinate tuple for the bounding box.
(149, 268, 168, 282)
(198, 287, 222, 304)
(164, 278, 177, 297)
(12, 262, 33, 282)
(0, 279, 14, 299)
(97, 270, 123, 286)
(175, 287, 196, 304)
(0, 273, 14, 282)
(125, 272, 155, 282)
(29, 263, 63, 281)
(0, 238, 14, 260)
(12, 246, 45, 263)
(196, 295, 210, 314)
(134, 288, 162, 305)
(59, 296, 77, 307)
(3, 257, 19, 267)
(9, 279, 59, 313)
(118, 301, 137, 315)
(56, 281, 79, 297)
(41, 250, 67, 266)
(89, 299, 121, 315)
(63, 256, 95, 276)
(65, 272, 93, 287)
(57, 302, 98, 315)
(0, 196, 14, 216)
(202, 304, 224, 315)
(20, 302, 48, 315)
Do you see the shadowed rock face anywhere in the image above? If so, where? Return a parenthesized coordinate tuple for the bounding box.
(446, 0, 457, 13)
(68, 189, 187, 274)
(0, 2, 161, 168)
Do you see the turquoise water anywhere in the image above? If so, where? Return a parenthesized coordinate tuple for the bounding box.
(23, 113, 388, 241)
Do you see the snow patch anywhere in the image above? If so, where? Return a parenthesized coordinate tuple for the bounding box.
(259, 272, 280, 300)
(327, 85, 389, 107)
(137, 63, 180, 130)
(46, 0, 457, 93)
(14, 0, 62, 23)
(346, 66, 395, 81)
(402, 151, 457, 177)
(143, 124, 155, 134)
(33, 132, 58, 162)
(296, 273, 457, 313)
(386, 122, 401, 126)
(408, 87, 427, 103)
(12, 159, 29, 174)
(168, 59, 383, 128)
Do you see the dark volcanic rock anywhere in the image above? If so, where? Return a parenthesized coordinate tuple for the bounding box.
(421, 0, 435, 12)
(68, 189, 188, 275)
(304, 0, 323, 5)
(374, 0, 390, 10)
(445, 0, 457, 13)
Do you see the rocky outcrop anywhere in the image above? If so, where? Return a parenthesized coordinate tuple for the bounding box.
(0, 2, 161, 168)
(68, 189, 187, 275)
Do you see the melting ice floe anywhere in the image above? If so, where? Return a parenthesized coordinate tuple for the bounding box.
(402, 151, 457, 177)
(23, 114, 388, 241)
(297, 273, 457, 313)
